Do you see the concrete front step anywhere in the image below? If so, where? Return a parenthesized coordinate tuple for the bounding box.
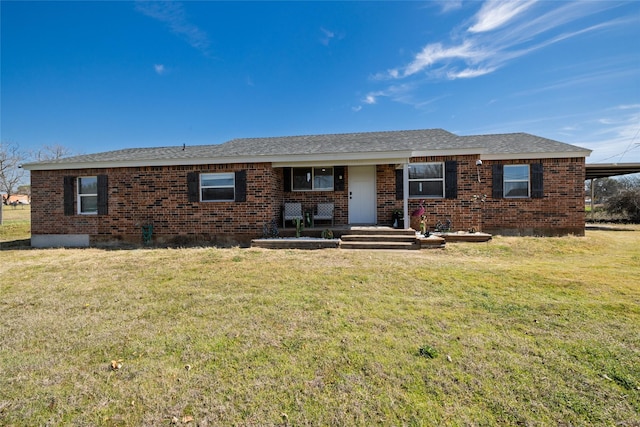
(339, 229, 420, 250)
(339, 240, 419, 250)
(348, 227, 416, 236)
(341, 234, 417, 243)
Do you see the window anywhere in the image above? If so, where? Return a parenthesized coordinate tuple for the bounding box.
(503, 165, 530, 198)
(200, 172, 235, 201)
(408, 163, 444, 198)
(292, 167, 334, 191)
(78, 176, 98, 214)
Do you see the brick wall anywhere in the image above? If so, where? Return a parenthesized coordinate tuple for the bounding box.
(376, 156, 585, 236)
(31, 163, 278, 246)
(30, 156, 585, 247)
(481, 158, 586, 236)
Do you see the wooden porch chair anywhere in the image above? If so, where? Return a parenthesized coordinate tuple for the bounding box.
(282, 202, 303, 228)
(313, 202, 334, 227)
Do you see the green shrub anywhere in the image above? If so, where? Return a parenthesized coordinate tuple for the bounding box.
(605, 189, 640, 222)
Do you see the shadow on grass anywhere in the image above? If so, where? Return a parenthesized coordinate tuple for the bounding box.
(0, 239, 32, 250)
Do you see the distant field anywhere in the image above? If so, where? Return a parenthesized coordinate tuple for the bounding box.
(1, 219, 638, 425)
(0, 204, 30, 244)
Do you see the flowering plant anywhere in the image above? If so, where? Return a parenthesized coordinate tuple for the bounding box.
(411, 199, 428, 234)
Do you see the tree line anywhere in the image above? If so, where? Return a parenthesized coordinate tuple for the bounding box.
(1, 142, 73, 204)
(585, 175, 640, 223)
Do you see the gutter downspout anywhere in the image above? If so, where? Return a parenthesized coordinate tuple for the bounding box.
(403, 163, 409, 229)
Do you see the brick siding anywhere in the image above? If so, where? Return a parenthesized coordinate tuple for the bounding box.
(377, 156, 585, 236)
(30, 156, 585, 247)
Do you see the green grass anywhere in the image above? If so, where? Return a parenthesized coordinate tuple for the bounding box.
(1, 212, 639, 425)
(0, 204, 31, 245)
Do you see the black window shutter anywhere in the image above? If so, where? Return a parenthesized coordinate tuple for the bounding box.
(492, 164, 504, 199)
(235, 170, 247, 202)
(283, 167, 292, 193)
(395, 169, 404, 200)
(64, 176, 75, 216)
(97, 175, 108, 215)
(444, 161, 457, 199)
(334, 166, 345, 191)
(531, 163, 543, 199)
(187, 172, 199, 202)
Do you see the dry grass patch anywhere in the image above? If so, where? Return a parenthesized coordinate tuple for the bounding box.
(0, 205, 30, 246)
(1, 230, 639, 425)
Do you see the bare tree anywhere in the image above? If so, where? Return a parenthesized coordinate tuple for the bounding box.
(34, 143, 73, 161)
(0, 142, 26, 205)
(617, 174, 640, 191)
(585, 177, 622, 204)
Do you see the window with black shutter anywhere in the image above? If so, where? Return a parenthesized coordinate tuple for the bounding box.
(492, 163, 543, 199)
(395, 169, 403, 200)
(187, 172, 199, 202)
(64, 176, 75, 216)
(492, 165, 504, 199)
(187, 171, 247, 202)
(235, 170, 247, 202)
(408, 162, 445, 198)
(444, 161, 457, 199)
(283, 167, 292, 193)
(334, 166, 345, 191)
(97, 175, 109, 215)
(531, 163, 543, 198)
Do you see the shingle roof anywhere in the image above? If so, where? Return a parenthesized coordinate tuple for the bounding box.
(219, 129, 462, 156)
(23, 128, 590, 170)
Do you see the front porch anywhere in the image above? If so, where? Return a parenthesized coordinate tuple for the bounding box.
(251, 226, 491, 250)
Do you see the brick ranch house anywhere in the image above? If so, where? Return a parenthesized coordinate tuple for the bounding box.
(23, 129, 591, 247)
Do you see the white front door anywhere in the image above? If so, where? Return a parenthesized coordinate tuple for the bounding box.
(348, 165, 377, 224)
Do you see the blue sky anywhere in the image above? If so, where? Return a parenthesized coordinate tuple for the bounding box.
(2, 0, 639, 163)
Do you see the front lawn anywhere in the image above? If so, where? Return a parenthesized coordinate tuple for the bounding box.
(1, 229, 638, 425)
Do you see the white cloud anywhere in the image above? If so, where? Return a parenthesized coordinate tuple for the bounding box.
(437, 0, 463, 14)
(468, 0, 536, 33)
(566, 105, 640, 163)
(447, 67, 496, 79)
(154, 64, 166, 75)
(402, 41, 483, 78)
(320, 27, 335, 46)
(364, 94, 377, 105)
(361, 0, 632, 111)
(320, 27, 344, 46)
(135, 1, 211, 55)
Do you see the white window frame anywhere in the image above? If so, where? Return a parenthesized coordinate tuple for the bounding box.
(503, 164, 530, 198)
(292, 167, 334, 191)
(200, 172, 236, 202)
(77, 176, 98, 215)
(408, 162, 444, 198)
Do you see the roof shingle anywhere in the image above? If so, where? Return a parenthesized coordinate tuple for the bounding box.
(23, 128, 590, 170)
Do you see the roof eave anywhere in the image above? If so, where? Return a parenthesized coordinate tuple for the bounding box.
(22, 148, 592, 171)
(481, 150, 591, 161)
(24, 148, 492, 171)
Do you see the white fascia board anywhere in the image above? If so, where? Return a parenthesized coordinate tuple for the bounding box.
(272, 151, 414, 167)
(273, 148, 491, 167)
(23, 156, 269, 171)
(24, 148, 590, 171)
(23, 151, 415, 170)
(481, 151, 591, 161)
(410, 147, 485, 158)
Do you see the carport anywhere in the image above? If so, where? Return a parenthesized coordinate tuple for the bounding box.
(585, 163, 640, 210)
